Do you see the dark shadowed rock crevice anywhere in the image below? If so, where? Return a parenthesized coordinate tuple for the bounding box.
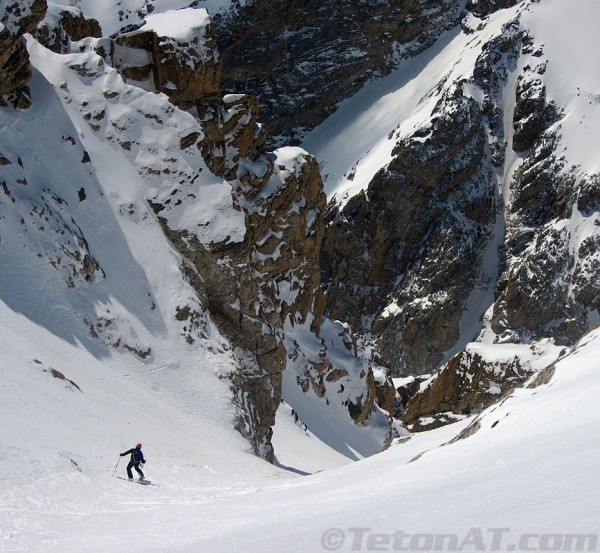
(216, 0, 465, 145)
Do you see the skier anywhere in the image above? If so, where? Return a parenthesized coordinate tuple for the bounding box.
(120, 443, 146, 481)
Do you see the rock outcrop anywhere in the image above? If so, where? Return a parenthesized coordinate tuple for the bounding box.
(91, 11, 312, 457)
(321, 82, 496, 376)
(79, 8, 221, 111)
(0, 0, 47, 107)
(150, 147, 328, 460)
(490, 39, 598, 347)
(77, 9, 229, 176)
(115, 9, 221, 110)
(402, 342, 562, 431)
(34, 4, 101, 54)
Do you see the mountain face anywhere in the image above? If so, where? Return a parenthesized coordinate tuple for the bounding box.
(215, 0, 467, 145)
(216, 0, 600, 427)
(2, 0, 599, 456)
(215, 0, 526, 146)
(316, 1, 600, 383)
(1, 0, 394, 462)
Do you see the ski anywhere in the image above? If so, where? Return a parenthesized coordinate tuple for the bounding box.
(116, 476, 156, 486)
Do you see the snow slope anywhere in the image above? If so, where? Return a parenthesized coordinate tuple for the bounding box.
(3, 322, 599, 552)
(525, 0, 600, 174)
(2, 1, 600, 550)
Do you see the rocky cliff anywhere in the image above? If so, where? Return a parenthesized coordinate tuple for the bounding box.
(315, 1, 600, 426)
(1, 0, 394, 461)
(0, 0, 46, 107)
(215, 0, 600, 428)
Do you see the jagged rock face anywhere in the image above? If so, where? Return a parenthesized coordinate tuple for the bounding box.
(0, 0, 47, 106)
(244, 156, 327, 328)
(512, 72, 554, 152)
(112, 11, 221, 111)
(215, 2, 564, 383)
(82, 10, 225, 175)
(402, 341, 562, 432)
(105, 8, 334, 455)
(493, 156, 600, 345)
(403, 350, 529, 431)
(222, 94, 267, 176)
(216, 0, 464, 144)
(321, 84, 496, 375)
(78, 9, 221, 113)
(34, 4, 101, 54)
(193, 92, 269, 181)
(489, 33, 599, 346)
(320, 9, 600, 380)
(117, 13, 220, 110)
(112, 10, 391, 455)
(150, 150, 327, 460)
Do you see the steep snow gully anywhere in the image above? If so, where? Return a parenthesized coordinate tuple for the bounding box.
(2, 0, 600, 551)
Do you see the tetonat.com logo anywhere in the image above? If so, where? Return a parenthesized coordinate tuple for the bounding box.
(320, 528, 599, 552)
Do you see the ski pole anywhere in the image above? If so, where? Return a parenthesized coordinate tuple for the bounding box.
(112, 456, 121, 477)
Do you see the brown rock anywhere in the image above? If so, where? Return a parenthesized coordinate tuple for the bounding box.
(403, 347, 536, 431)
(115, 17, 220, 110)
(0, 0, 48, 104)
(149, 150, 328, 461)
(223, 94, 267, 164)
(34, 5, 101, 54)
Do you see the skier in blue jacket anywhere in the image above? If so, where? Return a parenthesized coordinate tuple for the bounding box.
(120, 443, 146, 481)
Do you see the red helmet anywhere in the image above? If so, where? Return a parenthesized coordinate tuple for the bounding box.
(136, 443, 142, 449)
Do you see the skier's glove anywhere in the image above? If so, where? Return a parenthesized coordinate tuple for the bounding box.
(120, 453, 125, 457)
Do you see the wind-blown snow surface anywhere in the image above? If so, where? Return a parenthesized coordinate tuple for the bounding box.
(523, 0, 600, 174)
(3, 321, 600, 552)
